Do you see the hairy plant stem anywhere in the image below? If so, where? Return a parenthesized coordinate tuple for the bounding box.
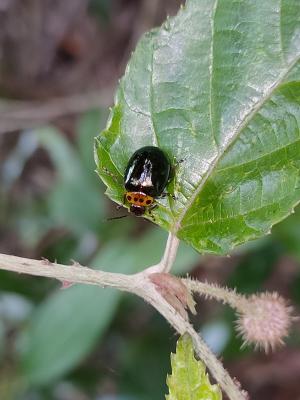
(0, 233, 247, 400)
(184, 278, 249, 313)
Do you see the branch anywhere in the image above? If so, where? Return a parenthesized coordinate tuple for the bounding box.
(0, 235, 247, 400)
(0, 253, 134, 292)
(142, 286, 248, 400)
(0, 89, 113, 134)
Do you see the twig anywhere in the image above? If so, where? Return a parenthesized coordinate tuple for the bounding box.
(147, 233, 180, 273)
(0, 252, 133, 291)
(0, 233, 247, 400)
(0, 89, 114, 134)
(140, 284, 248, 400)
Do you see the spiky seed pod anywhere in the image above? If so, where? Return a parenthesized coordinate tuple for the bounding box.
(235, 292, 293, 353)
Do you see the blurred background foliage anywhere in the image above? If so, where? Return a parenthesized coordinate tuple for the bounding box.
(0, 1, 299, 399)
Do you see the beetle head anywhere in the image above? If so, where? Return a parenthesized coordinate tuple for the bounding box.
(129, 204, 146, 216)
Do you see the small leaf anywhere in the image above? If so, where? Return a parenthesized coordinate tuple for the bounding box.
(166, 334, 222, 400)
(95, 0, 300, 255)
(150, 273, 196, 319)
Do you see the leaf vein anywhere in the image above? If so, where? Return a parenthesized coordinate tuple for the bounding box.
(209, 0, 219, 150)
(217, 136, 300, 173)
(174, 55, 300, 234)
(149, 41, 160, 147)
(184, 191, 300, 226)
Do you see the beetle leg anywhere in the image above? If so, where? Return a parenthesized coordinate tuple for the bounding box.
(102, 167, 122, 184)
(167, 156, 185, 185)
(116, 194, 126, 210)
(159, 192, 177, 200)
(147, 203, 158, 221)
(173, 156, 185, 168)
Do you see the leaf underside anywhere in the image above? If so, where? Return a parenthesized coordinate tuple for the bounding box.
(95, 0, 300, 255)
(166, 334, 222, 400)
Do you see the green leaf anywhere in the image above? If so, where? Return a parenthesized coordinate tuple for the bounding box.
(166, 334, 222, 400)
(36, 126, 104, 234)
(95, 0, 300, 255)
(19, 242, 124, 386)
(20, 284, 118, 386)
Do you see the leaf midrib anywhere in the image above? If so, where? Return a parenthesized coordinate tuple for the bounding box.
(173, 53, 300, 234)
(209, 0, 219, 150)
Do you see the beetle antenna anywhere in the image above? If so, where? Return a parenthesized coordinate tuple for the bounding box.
(106, 215, 128, 221)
